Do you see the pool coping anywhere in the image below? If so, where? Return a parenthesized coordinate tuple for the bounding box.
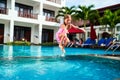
(0, 54, 120, 61)
(90, 55, 120, 60)
(84, 54, 120, 60)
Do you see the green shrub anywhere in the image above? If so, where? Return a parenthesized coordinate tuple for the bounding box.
(5, 41, 31, 46)
(5, 41, 58, 46)
(40, 42, 58, 46)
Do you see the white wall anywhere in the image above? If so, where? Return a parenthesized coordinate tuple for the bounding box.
(0, 0, 64, 44)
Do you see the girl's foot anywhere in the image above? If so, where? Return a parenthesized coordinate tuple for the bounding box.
(61, 49, 65, 57)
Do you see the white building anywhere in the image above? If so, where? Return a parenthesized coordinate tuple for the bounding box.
(0, 0, 65, 44)
(0, 1, 120, 44)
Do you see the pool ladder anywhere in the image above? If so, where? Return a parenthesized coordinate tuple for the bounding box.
(105, 42, 120, 52)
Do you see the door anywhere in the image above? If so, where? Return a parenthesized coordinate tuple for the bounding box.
(0, 24, 4, 44)
(14, 26, 31, 42)
(42, 29, 53, 43)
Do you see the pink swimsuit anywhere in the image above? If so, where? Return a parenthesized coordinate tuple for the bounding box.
(56, 28, 68, 43)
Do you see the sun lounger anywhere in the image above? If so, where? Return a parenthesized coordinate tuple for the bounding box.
(81, 38, 96, 47)
(98, 38, 116, 47)
(98, 38, 106, 46)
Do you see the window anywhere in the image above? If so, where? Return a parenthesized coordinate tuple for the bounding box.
(43, 9, 55, 17)
(118, 34, 120, 41)
(0, 3, 5, 8)
(15, 3, 33, 14)
(0, 0, 6, 8)
(87, 32, 90, 37)
(108, 27, 112, 32)
(15, 3, 37, 18)
(15, 6, 19, 11)
(117, 26, 120, 31)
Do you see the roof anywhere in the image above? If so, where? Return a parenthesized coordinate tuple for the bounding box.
(97, 3, 120, 13)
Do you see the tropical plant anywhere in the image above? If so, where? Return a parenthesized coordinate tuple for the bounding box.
(99, 9, 120, 37)
(88, 10, 100, 25)
(76, 5, 96, 29)
(55, 6, 76, 19)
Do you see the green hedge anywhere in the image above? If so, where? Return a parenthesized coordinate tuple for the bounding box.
(5, 41, 31, 46)
(5, 41, 58, 46)
(40, 42, 58, 46)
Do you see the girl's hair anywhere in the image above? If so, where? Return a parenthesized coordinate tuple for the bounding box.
(64, 14, 71, 20)
(64, 14, 71, 25)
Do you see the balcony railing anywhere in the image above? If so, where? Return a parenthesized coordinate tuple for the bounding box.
(18, 11, 38, 19)
(0, 7, 8, 14)
(47, 0, 61, 4)
(45, 16, 60, 23)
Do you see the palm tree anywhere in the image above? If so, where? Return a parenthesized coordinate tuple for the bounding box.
(88, 10, 100, 25)
(55, 6, 76, 19)
(99, 9, 120, 37)
(76, 5, 96, 29)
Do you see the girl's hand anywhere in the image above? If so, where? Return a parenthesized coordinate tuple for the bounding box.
(70, 24, 79, 29)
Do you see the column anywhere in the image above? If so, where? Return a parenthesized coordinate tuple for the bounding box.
(40, 0, 43, 16)
(38, 24, 42, 43)
(9, 20, 14, 42)
(11, 0, 15, 11)
(9, 0, 15, 42)
(114, 27, 117, 39)
(38, 1, 43, 43)
(106, 27, 108, 32)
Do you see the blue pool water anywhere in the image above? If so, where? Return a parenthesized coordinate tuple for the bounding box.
(0, 45, 120, 80)
(0, 55, 120, 80)
(0, 45, 119, 58)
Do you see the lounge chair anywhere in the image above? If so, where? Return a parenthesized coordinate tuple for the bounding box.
(81, 38, 96, 47)
(98, 38, 116, 47)
(97, 38, 106, 46)
(67, 38, 83, 47)
(105, 38, 116, 46)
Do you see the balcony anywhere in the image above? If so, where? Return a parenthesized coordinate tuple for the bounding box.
(18, 11, 38, 19)
(45, 16, 60, 23)
(46, 0, 61, 4)
(0, 7, 8, 15)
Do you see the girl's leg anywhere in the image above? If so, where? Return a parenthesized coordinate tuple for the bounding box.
(63, 37, 70, 47)
(60, 37, 69, 56)
(59, 44, 65, 53)
(59, 35, 66, 54)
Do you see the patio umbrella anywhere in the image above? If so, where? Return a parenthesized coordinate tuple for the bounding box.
(90, 25, 97, 40)
(68, 27, 85, 34)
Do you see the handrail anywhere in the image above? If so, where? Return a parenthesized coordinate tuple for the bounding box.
(45, 16, 60, 23)
(112, 42, 120, 52)
(105, 42, 120, 52)
(18, 11, 38, 19)
(0, 7, 8, 14)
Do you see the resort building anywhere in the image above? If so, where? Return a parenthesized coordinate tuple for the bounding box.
(84, 4, 120, 41)
(0, 0, 119, 44)
(0, 0, 65, 44)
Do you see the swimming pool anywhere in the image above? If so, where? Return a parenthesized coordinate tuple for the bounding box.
(0, 45, 119, 58)
(0, 45, 120, 80)
(0, 55, 120, 80)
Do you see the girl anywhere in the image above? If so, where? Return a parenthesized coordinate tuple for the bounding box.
(56, 14, 79, 56)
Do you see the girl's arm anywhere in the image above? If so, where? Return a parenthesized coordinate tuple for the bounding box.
(69, 24, 85, 32)
(60, 24, 66, 28)
(70, 24, 79, 29)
